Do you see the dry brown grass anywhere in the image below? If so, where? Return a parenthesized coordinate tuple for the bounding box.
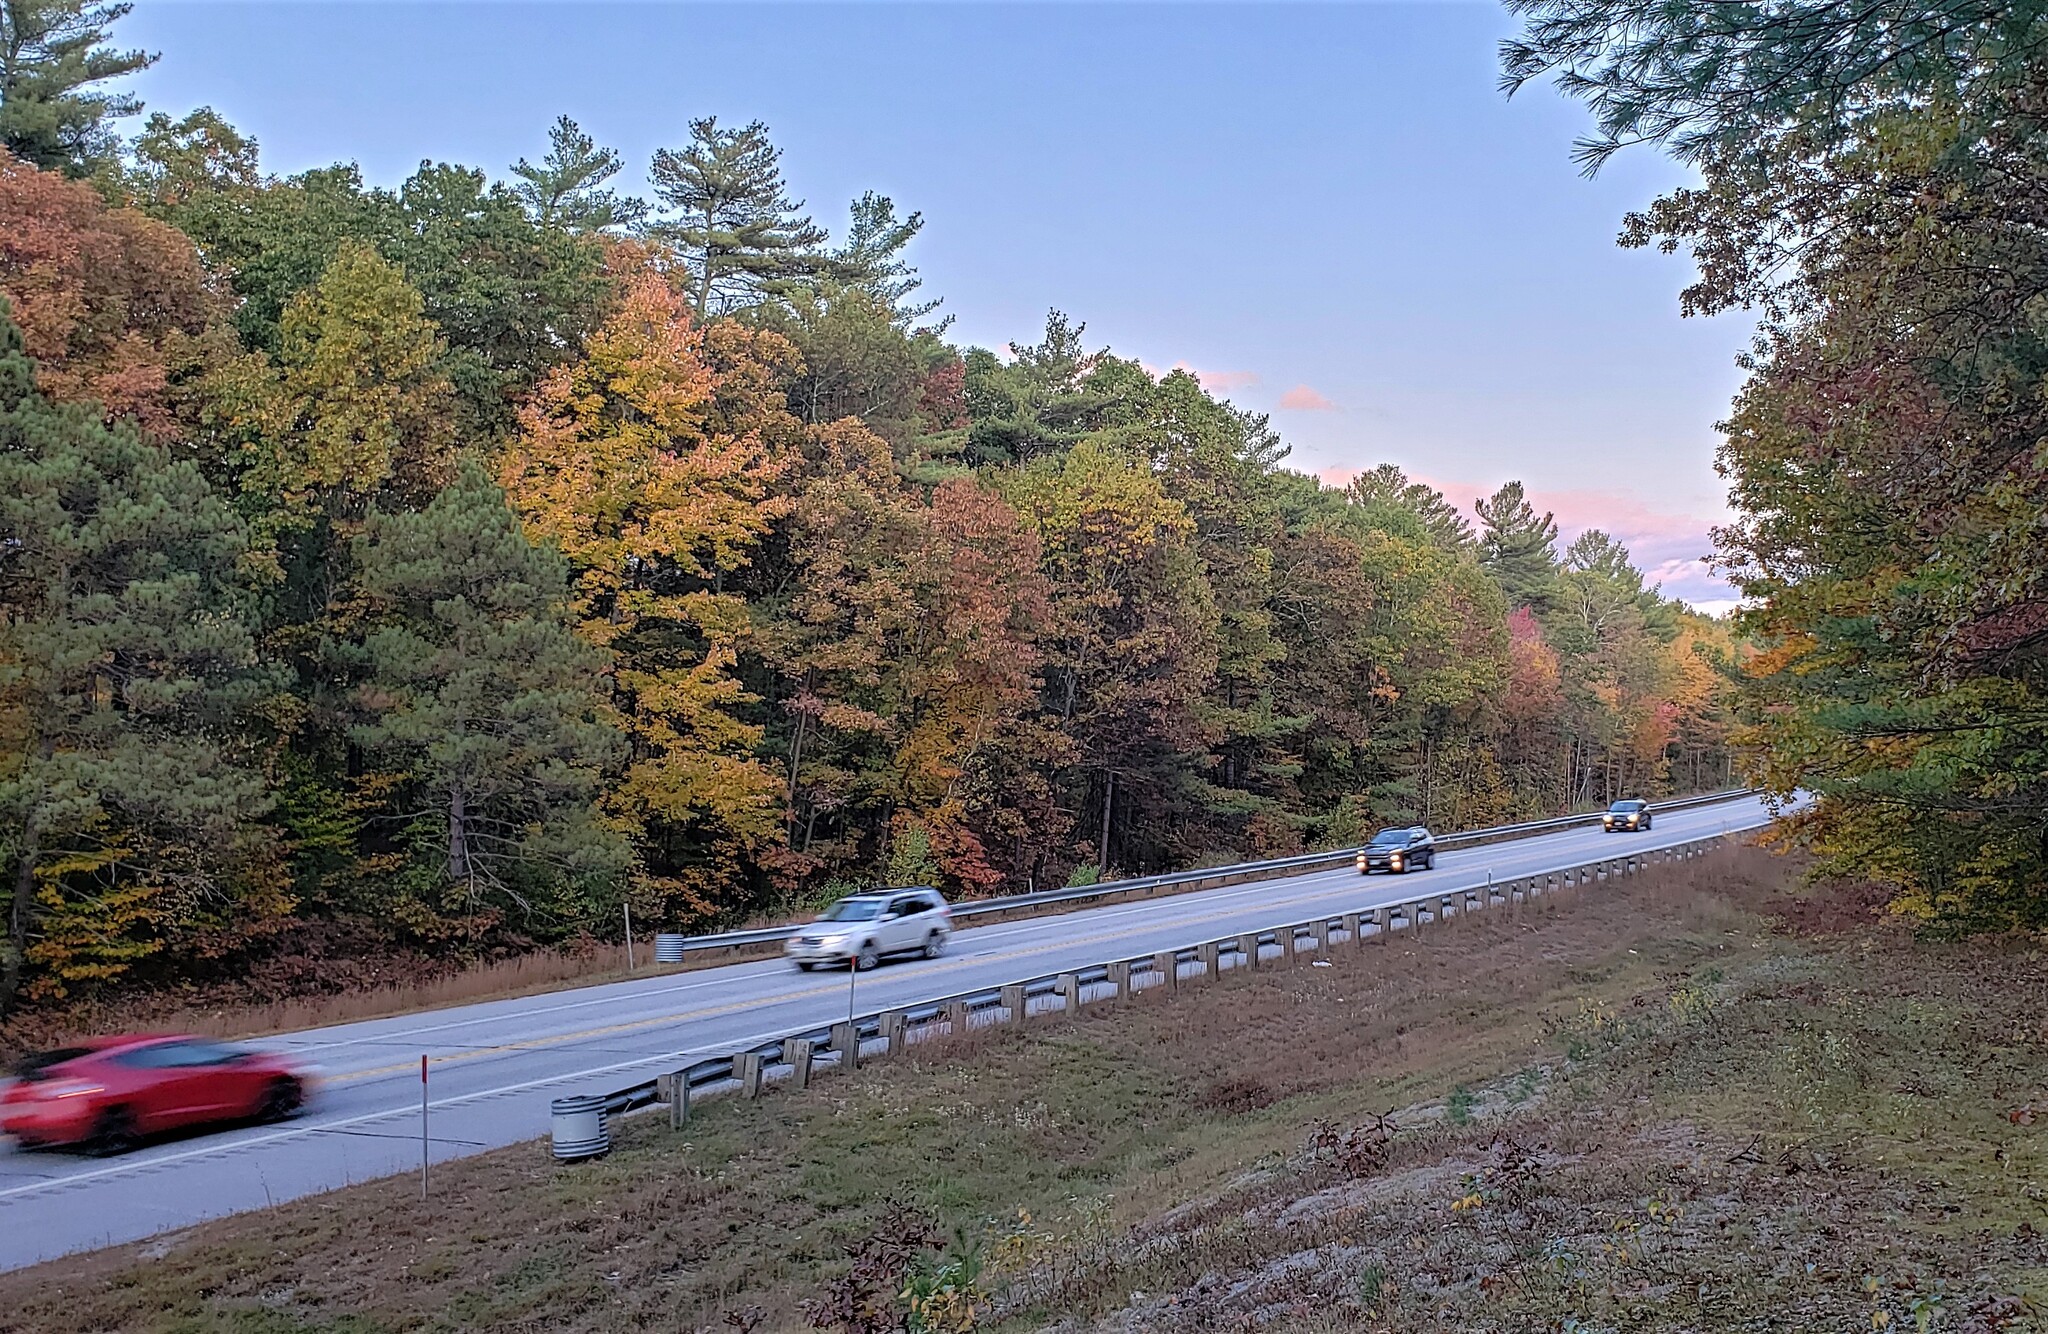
(1, 846, 2042, 1334)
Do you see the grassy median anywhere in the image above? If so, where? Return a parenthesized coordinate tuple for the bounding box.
(2, 846, 2043, 1333)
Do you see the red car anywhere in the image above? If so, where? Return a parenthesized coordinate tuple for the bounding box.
(2, 1035, 312, 1155)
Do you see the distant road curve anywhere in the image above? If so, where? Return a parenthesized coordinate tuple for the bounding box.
(0, 793, 1776, 1271)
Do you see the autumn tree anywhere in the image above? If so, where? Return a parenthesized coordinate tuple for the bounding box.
(503, 265, 796, 922)
(0, 305, 280, 1014)
(232, 240, 457, 552)
(0, 149, 218, 441)
(0, 0, 151, 174)
(351, 460, 625, 932)
(1004, 437, 1217, 877)
(125, 106, 260, 210)
(767, 419, 1050, 892)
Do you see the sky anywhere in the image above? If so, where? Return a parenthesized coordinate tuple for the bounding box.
(115, 1, 1756, 610)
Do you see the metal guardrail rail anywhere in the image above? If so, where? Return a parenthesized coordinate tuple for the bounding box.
(665, 788, 1757, 957)
(550, 829, 1749, 1158)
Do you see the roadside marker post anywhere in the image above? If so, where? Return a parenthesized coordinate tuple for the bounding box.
(419, 1055, 429, 1202)
(624, 902, 635, 971)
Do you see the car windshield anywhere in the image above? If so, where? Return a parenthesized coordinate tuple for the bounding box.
(1369, 829, 1409, 846)
(14, 1047, 92, 1080)
(1609, 802, 1644, 813)
(817, 898, 884, 922)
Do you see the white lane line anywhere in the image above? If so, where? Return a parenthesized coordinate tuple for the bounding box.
(274, 805, 1772, 1075)
(0, 1019, 808, 1205)
(1, 806, 1771, 1202)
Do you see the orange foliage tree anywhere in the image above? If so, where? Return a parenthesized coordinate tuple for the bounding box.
(0, 150, 218, 442)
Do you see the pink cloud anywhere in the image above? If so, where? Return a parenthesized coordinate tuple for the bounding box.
(1136, 360, 1260, 395)
(1189, 366, 1259, 394)
(1278, 384, 1337, 411)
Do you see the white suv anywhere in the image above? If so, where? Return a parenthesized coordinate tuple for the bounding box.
(785, 888, 953, 971)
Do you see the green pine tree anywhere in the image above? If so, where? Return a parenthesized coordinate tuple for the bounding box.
(351, 458, 627, 929)
(0, 0, 154, 175)
(650, 116, 827, 317)
(510, 114, 646, 234)
(831, 191, 942, 326)
(1475, 480, 1561, 613)
(0, 301, 279, 1014)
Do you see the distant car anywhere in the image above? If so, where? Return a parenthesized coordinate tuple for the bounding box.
(785, 888, 952, 972)
(1, 1035, 313, 1155)
(1602, 799, 1653, 832)
(1357, 826, 1435, 874)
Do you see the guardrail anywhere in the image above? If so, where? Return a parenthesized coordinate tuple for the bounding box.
(549, 831, 1745, 1158)
(664, 788, 1758, 960)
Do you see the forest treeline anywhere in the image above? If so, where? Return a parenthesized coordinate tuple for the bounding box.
(0, 0, 1740, 1013)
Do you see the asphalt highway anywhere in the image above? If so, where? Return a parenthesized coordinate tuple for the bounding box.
(0, 793, 1774, 1270)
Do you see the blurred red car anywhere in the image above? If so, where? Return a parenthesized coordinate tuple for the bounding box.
(2, 1035, 312, 1155)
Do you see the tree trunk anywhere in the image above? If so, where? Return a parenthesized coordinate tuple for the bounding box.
(448, 788, 471, 888)
(1, 840, 38, 1018)
(786, 695, 809, 848)
(1097, 771, 1115, 876)
(696, 209, 715, 316)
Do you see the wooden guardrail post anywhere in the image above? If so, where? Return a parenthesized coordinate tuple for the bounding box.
(1278, 926, 1297, 964)
(1107, 959, 1132, 998)
(1057, 973, 1082, 1014)
(1341, 912, 1361, 946)
(1313, 918, 1331, 953)
(1236, 932, 1260, 969)
(831, 1021, 858, 1071)
(737, 1052, 765, 1098)
(1371, 906, 1389, 941)
(1001, 983, 1027, 1023)
(785, 1039, 814, 1089)
(1200, 941, 1221, 980)
(1153, 950, 1179, 990)
(881, 1010, 907, 1054)
(944, 998, 971, 1038)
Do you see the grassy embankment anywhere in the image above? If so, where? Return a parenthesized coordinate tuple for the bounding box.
(2, 845, 2043, 1333)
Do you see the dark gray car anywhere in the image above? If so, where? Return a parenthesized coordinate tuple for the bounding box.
(1356, 826, 1435, 874)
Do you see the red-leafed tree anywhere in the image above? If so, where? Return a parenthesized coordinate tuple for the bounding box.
(0, 150, 217, 442)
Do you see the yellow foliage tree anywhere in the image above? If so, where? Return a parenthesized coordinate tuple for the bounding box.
(503, 264, 797, 918)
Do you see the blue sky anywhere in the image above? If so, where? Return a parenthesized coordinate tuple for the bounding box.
(117, 1, 1753, 607)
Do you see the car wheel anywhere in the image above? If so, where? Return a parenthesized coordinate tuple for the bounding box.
(257, 1078, 303, 1124)
(854, 942, 880, 972)
(1423, 852, 1435, 870)
(794, 960, 816, 972)
(85, 1107, 136, 1157)
(923, 930, 947, 960)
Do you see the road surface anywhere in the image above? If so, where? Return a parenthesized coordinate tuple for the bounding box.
(0, 793, 1773, 1270)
